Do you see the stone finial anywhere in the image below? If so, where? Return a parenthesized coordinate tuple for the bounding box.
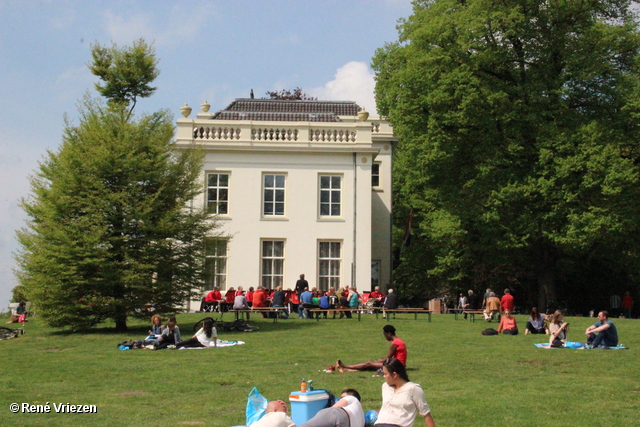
(357, 106, 369, 122)
(201, 100, 210, 113)
(180, 103, 192, 118)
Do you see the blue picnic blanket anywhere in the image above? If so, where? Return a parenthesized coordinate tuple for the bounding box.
(535, 341, 627, 349)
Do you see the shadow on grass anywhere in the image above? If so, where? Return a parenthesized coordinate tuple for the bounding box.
(47, 313, 338, 336)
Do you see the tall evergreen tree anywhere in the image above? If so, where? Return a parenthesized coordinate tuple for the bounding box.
(15, 41, 216, 331)
(373, 0, 640, 310)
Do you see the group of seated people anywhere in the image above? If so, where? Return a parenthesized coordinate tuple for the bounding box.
(142, 315, 217, 350)
(198, 286, 275, 313)
(494, 308, 619, 348)
(197, 285, 391, 319)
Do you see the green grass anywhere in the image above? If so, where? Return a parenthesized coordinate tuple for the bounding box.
(1, 312, 639, 426)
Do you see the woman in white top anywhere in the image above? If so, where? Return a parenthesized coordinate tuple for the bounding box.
(375, 358, 435, 427)
(175, 318, 217, 348)
(548, 310, 569, 348)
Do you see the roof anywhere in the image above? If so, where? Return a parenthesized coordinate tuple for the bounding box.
(212, 98, 362, 122)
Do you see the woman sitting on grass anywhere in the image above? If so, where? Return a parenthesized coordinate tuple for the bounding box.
(548, 310, 569, 348)
(154, 317, 180, 350)
(376, 358, 436, 427)
(497, 310, 518, 335)
(6, 301, 28, 324)
(143, 314, 164, 345)
(175, 318, 217, 349)
(525, 307, 547, 335)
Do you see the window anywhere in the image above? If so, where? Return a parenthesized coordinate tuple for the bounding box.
(372, 163, 380, 187)
(319, 175, 341, 217)
(318, 241, 341, 291)
(206, 173, 229, 214)
(261, 240, 284, 289)
(371, 260, 380, 290)
(205, 239, 227, 289)
(263, 174, 286, 216)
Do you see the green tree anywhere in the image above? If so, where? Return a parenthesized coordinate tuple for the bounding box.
(265, 87, 317, 100)
(373, 0, 640, 310)
(16, 42, 216, 331)
(89, 39, 159, 119)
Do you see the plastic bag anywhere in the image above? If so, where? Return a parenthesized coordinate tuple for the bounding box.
(565, 341, 584, 349)
(246, 387, 268, 426)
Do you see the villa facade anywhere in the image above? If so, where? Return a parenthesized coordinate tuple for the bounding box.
(174, 98, 397, 307)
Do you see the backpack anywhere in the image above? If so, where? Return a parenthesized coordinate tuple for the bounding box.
(481, 328, 499, 336)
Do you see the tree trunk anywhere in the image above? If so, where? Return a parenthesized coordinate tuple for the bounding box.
(115, 315, 128, 332)
(537, 247, 557, 313)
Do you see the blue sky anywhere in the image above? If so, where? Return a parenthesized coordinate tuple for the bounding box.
(0, 0, 413, 309)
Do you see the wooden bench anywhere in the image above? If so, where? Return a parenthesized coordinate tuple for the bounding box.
(376, 308, 432, 322)
(228, 307, 287, 323)
(308, 308, 362, 321)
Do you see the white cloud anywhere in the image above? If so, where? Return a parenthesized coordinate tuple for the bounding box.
(309, 61, 378, 115)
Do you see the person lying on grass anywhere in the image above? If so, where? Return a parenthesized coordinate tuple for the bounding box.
(174, 318, 217, 349)
(250, 399, 295, 427)
(336, 324, 406, 373)
(298, 388, 364, 427)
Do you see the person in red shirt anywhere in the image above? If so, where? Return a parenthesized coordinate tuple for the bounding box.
(246, 287, 254, 307)
(220, 287, 235, 312)
(370, 286, 385, 307)
(501, 288, 515, 313)
(622, 291, 633, 319)
(497, 310, 518, 334)
(336, 325, 407, 372)
(253, 287, 267, 308)
(200, 286, 222, 312)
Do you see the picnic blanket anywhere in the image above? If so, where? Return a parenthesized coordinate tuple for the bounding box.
(179, 340, 245, 349)
(535, 341, 628, 350)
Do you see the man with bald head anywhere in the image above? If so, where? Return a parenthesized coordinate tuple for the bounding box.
(251, 400, 295, 427)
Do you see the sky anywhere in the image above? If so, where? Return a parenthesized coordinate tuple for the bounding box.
(0, 0, 413, 309)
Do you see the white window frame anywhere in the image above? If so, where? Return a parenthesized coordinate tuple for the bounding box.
(319, 174, 342, 218)
(262, 173, 286, 217)
(318, 240, 342, 291)
(261, 239, 285, 289)
(205, 238, 228, 289)
(206, 172, 230, 215)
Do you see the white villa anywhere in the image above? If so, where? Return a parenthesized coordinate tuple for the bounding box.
(174, 98, 397, 308)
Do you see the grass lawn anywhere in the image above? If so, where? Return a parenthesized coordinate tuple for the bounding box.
(1, 311, 638, 427)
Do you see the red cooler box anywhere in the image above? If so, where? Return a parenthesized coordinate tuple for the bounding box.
(289, 390, 329, 425)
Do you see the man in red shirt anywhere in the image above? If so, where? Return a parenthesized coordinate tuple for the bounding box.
(336, 325, 407, 372)
(501, 288, 515, 313)
(370, 286, 384, 307)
